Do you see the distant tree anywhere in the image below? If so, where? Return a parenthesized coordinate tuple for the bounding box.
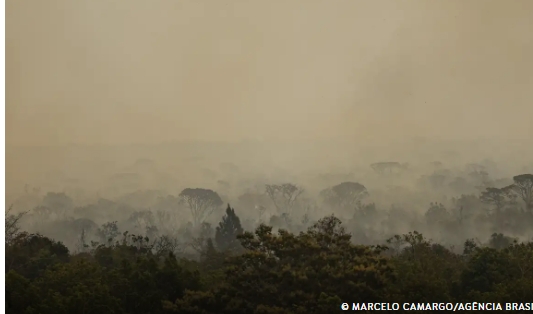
(215, 204, 244, 252)
(469, 170, 492, 191)
(488, 233, 516, 250)
(128, 210, 155, 230)
(319, 182, 368, 210)
(480, 187, 507, 215)
(463, 239, 480, 256)
(96, 221, 121, 245)
(71, 218, 98, 235)
(506, 174, 533, 213)
(354, 202, 379, 225)
(32, 205, 54, 221)
(425, 202, 449, 225)
(41, 192, 74, 218)
(265, 183, 303, 215)
(179, 188, 223, 226)
(5, 205, 27, 246)
(255, 204, 267, 222)
(452, 194, 483, 219)
(152, 235, 182, 256)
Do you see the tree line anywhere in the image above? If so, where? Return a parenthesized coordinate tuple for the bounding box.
(6, 202, 533, 314)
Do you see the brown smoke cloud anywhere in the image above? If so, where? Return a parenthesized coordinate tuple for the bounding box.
(6, 0, 533, 146)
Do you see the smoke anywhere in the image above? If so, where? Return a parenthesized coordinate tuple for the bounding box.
(7, 0, 532, 146)
(5, 0, 533, 202)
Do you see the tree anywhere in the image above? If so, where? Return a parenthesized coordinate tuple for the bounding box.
(480, 187, 507, 215)
(265, 183, 303, 215)
(96, 221, 121, 245)
(215, 204, 244, 252)
(42, 192, 74, 218)
(506, 174, 533, 213)
(425, 202, 449, 225)
(179, 188, 223, 226)
(488, 233, 516, 250)
(169, 215, 394, 313)
(6, 233, 70, 280)
(319, 182, 368, 211)
(387, 231, 463, 302)
(5, 205, 27, 246)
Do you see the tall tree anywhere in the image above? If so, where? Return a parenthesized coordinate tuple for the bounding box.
(265, 183, 303, 215)
(319, 182, 368, 210)
(480, 187, 507, 215)
(179, 188, 223, 226)
(215, 204, 244, 252)
(509, 174, 533, 213)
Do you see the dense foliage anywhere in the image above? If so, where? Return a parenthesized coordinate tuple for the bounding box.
(6, 212, 533, 314)
(6, 169, 533, 312)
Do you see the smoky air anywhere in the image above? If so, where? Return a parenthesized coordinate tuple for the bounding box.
(5, 1, 533, 313)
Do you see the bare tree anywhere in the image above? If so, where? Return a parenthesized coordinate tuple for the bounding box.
(153, 235, 182, 256)
(5, 205, 27, 246)
(179, 188, 223, 226)
(265, 183, 304, 215)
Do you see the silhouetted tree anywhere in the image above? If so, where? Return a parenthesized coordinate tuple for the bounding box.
(425, 202, 449, 225)
(507, 174, 533, 213)
(179, 188, 223, 225)
(480, 187, 507, 215)
(5, 206, 27, 246)
(265, 183, 303, 215)
(320, 182, 368, 211)
(215, 204, 244, 252)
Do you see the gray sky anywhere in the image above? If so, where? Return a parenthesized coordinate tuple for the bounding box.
(6, 0, 533, 146)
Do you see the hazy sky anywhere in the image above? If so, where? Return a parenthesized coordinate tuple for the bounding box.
(6, 0, 533, 146)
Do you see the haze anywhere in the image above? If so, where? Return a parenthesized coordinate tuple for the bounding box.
(7, 0, 533, 146)
(5, 3, 533, 310)
(5, 1, 533, 205)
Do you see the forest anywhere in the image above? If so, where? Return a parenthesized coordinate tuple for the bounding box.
(5, 151, 533, 313)
(6, 1, 533, 312)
